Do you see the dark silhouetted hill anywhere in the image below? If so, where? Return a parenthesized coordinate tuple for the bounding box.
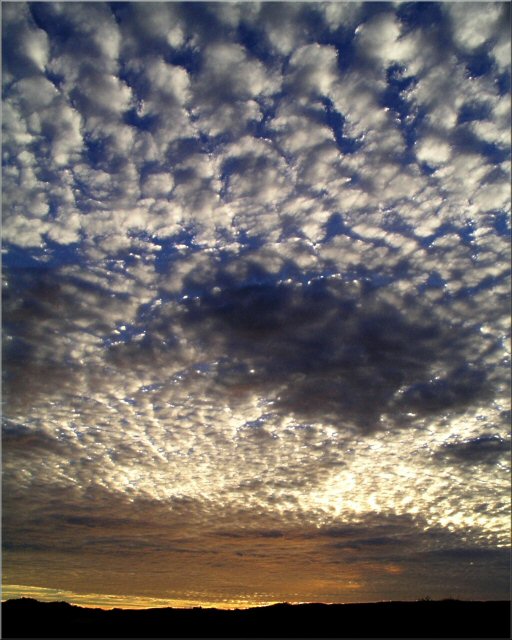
(1, 597, 510, 638)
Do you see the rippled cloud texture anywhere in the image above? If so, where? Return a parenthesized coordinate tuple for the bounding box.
(3, 2, 511, 607)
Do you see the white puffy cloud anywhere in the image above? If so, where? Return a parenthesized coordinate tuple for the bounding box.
(354, 12, 404, 67)
(320, 2, 362, 32)
(248, 3, 312, 56)
(141, 172, 175, 198)
(445, 2, 505, 52)
(190, 41, 280, 138)
(288, 44, 340, 97)
(2, 3, 49, 80)
(415, 136, 452, 165)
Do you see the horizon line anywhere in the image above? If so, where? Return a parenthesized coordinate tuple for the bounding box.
(3, 595, 508, 613)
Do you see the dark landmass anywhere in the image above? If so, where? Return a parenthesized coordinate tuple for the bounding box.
(1, 598, 510, 638)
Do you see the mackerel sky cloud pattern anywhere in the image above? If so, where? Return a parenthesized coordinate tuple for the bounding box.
(2, 2, 511, 608)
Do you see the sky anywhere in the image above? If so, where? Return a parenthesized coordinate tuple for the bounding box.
(2, 1, 511, 610)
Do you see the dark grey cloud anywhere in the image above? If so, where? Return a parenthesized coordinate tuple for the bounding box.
(437, 434, 510, 466)
(155, 270, 495, 432)
(2, 421, 72, 455)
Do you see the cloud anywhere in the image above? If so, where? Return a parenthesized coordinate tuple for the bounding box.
(2, 1, 510, 605)
(171, 271, 495, 430)
(2, 3, 49, 80)
(445, 3, 506, 52)
(437, 434, 510, 466)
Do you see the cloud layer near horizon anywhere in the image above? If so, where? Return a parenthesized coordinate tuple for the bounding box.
(2, 2, 511, 605)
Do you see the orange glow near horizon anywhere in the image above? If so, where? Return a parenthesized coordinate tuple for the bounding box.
(1, 584, 283, 611)
(2, 583, 408, 611)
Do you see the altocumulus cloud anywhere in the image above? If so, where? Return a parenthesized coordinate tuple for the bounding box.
(2, 2, 511, 606)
